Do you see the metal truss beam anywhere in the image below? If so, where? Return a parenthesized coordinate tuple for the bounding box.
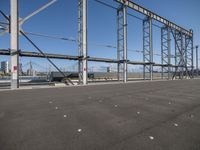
(78, 0, 88, 85)
(10, 0, 19, 89)
(161, 26, 171, 79)
(117, 4, 127, 82)
(143, 17, 153, 80)
(116, 0, 192, 37)
(0, 49, 168, 66)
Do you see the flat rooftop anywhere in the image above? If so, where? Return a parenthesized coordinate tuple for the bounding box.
(0, 79, 200, 150)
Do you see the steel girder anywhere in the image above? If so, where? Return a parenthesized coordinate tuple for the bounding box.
(116, 0, 192, 37)
(143, 17, 153, 80)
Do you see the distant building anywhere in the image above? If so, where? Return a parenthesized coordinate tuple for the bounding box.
(1, 61, 10, 74)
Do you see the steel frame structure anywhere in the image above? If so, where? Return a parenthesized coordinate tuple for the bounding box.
(171, 30, 194, 79)
(0, 0, 196, 89)
(161, 26, 171, 79)
(116, 0, 192, 37)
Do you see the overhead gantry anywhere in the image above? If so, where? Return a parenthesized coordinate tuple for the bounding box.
(0, 0, 196, 89)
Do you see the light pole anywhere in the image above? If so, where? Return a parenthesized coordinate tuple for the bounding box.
(196, 46, 199, 77)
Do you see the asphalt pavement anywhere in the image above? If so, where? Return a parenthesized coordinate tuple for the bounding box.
(0, 79, 200, 150)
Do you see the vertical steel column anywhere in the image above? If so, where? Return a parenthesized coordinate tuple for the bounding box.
(123, 5, 127, 83)
(10, 0, 19, 89)
(117, 4, 127, 83)
(192, 34, 194, 78)
(161, 26, 171, 80)
(150, 18, 153, 81)
(174, 31, 177, 75)
(143, 17, 153, 80)
(78, 0, 82, 84)
(167, 27, 171, 79)
(180, 32, 185, 79)
(196, 46, 199, 76)
(78, 0, 87, 85)
(117, 7, 123, 81)
(185, 31, 193, 78)
(173, 31, 184, 79)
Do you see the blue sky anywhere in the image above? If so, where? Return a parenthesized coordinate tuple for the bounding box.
(0, 0, 199, 72)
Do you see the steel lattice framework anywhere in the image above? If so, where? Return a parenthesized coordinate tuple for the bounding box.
(143, 17, 153, 80)
(170, 29, 194, 79)
(174, 31, 184, 79)
(117, 5, 127, 82)
(0, 0, 197, 89)
(185, 33, 194, 78)
(161, 26, 171, 79)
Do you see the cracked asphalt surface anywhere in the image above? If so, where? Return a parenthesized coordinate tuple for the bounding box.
(0, 79, 200, 150)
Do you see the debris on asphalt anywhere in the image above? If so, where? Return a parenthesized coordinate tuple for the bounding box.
(190, 114, 194, 118)
(173, 123, 178, 127)
(149, 136, 154, 140)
